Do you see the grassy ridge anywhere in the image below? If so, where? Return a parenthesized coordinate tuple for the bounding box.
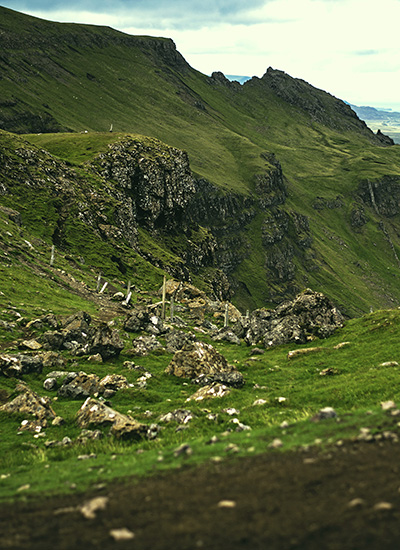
(2, 6, 400, 315)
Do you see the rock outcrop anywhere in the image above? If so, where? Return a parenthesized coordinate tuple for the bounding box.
(40, 312, 124, 359)
(0, 383, 56, 425)
(76, 398, 148, 440)
(165, 341, 240, 379)
(234, 288, 344, 347)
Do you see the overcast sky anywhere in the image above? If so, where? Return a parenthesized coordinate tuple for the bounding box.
(2, 0, 400, 109)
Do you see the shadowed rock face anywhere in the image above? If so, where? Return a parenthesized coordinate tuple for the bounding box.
(233, 288, 344, 348)
(358, 176, 400, 217)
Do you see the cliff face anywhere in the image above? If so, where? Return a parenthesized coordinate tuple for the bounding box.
(358, 176, 400, 217)
(91, 137, 196, 232)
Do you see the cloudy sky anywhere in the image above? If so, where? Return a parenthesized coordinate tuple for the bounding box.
(2, 0, 400, 109)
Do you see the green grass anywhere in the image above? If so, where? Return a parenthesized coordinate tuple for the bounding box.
(2, 7, 400, 313)
(1, 301, 400, 502)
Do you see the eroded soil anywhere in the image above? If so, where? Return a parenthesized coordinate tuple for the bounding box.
(2, 439, 400, 550)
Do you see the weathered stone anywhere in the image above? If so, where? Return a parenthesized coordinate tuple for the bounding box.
(19, 419, 46, 433)
(76, 398, 148, 441)
(164, 330, 196, 352)
(87, 353, 103, 363)
(123, 307, 151, 333)
(87, 324, 124, 359)
(186, 383, 231, 401)
(0, 353, 43, 377)
(287, 347, 324, 359)
(130, 335, 162, 356)
(41, 351, 66, 369)
(41, 331, 65, 350)
(213, 329, 241, 345)
(99, 374, 130, 393)
(19, 339, 42, 351)
(43, 377, 58, 391)
(192, 371, 245, 388)
(61, 311, 91, 332)
(109, 528, 135, 541)
(379, 361, 399, 367)
(0, 383, 56, 422)
(234, 289, 344, 348)
(165, 341, 235, 379)
(58, 372, 102, 400)
(158, 409, 195, 424)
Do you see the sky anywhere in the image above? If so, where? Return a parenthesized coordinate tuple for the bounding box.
(2, 0, 400, 110)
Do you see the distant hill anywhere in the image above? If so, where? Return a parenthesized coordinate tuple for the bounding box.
(1, 6, 400, 316)
(350, 104, 400, 144)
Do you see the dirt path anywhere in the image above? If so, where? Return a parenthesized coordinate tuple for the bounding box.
(2, 439, 400, 550)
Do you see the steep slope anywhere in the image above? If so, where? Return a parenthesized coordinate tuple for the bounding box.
(2, 7, 400, 316)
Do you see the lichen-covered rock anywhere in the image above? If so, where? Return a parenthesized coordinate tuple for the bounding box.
(123, 307, 151, 332)
(58, 372, 102, 400)
(192, 371, 245, 389)
(130, 335, 162, 356)
(61, 311, 92, 332)
(86, 323, 124, 359)
(57, 372, 129, 399)
(186, 383, 231, 401)
(0, 353, 43, 377)
(99, 374, 130, 393)
(0, 383, 56, 422)
(164, 330, 196, 352)
(234, 288, 343, 347)
(165, 341, 236, 379)
(92, 137, 196, 232)
(76, 398, 148, 440)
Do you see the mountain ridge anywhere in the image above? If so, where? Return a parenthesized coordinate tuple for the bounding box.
(1, 6, 400, 316)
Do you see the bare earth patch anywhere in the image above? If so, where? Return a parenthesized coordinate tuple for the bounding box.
(1, 439, 400, 549)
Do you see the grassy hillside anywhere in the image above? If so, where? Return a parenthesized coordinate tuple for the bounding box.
(1, 6, 400, 316)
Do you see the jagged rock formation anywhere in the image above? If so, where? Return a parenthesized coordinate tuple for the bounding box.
(252, 68, 387, 143)
(165, 341, 240, 379)
(233, 288, 344, 347)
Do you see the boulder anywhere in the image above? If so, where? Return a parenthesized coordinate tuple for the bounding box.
(41, 330, 65, 351)
(123, 307, 151, 332)
(130, 335, 162, 356)
(186, 383, 231, 401)
(164, 330, 196, 353)
(213, 329, 241, 345)
(0, 353, 43, 377)
(58, 372, 102, 400)
(86, 323, 124, 359)
(0, 383, 56, 423)
(61, 311, 91, 332)
(234, 289, 344, 347)
(99, 374, 130, 393)
(192, 371, 245, 388)
(76, 398, 148, 440)
(19, 339, 42, 351)
(165, 341, 236, 379)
